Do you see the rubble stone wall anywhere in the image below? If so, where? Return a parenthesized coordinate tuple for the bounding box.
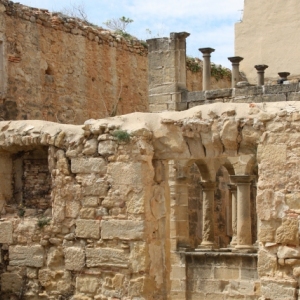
(0, 0, 149, 124)
(1, 102, 300, 299)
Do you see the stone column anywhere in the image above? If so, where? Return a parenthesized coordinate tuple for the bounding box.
(230, 175, 253, 250)
(147, 32, 190, 112)
(228, 184, 237, 247)
(199, 182, 216, 249)
(228, 56, 243, 88)
(254, 64, 268, 86)
(199, 48, 215, 91)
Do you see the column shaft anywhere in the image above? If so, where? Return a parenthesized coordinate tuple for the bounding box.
(199, 182, 216, 248)
(199, 48, 215, 91)
(228, 184, 237, 246)
(230, 175, 253, 250)
(228, 56, 243, 88)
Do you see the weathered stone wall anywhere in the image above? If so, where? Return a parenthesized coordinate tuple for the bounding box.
(0, 0, 149, 124)
(186, 253, 259, 299)
(2, 99, 300, 298)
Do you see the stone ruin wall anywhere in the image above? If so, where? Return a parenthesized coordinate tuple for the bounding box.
(0, 102, 300, 299)
(0, 0, 231, 124)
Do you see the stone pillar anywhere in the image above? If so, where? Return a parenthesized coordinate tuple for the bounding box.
(199, 182, 216, 249)
(230, 175, 254, 250)
(199, 47, 215, 91)
(147, 32, 190, 112)
(254, 64, 268, 86)
(228, 56, 243, 88)
(228, 184, 237, 247)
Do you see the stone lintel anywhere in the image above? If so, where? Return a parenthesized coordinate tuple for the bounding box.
(228, 56, 244, 64)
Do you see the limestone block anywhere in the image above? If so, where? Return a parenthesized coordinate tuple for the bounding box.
(76, 220, 100, 239)
(64, 247, 85, 271)
(258, 226, 276, 243)
(0, 221, 13, 243)
(1, 272, 23, 293)
(286, 193, 300, 210)
(256, 189, 288, 221)
(261, 278, 297, 300)
(76, 276, 100, 294)
(98, 140, 117, 156)
(82, 196, 98, 207)
(257, 144, 287, 165)
(258, 249, 277, 277)
(276, 218, 299, 245)
(71, 157, 107, 174)
(86, 248, 128, 268)
(9, 245, 44, 267)
(65, 200, 81, 218)
(206, 88, 232, 99)
(82, 139, 98, 155)
(47, 247, 64, 268)
(220, 119, 238, 153)
(277, 246, 300, 259)
(108, 162, 153, 186)
(39, 269, 54, 287)
(80, 208, 95, 219)
(101, 220, 144, 240)
(130, 242, 148, 272)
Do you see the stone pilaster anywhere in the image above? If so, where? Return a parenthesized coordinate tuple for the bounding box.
(147, 32, 190, 112)
(228, 56, 243, 88)
(230, 175, 254, 250)
(254, 64, 268, 86)
(199, 47, 215, 91)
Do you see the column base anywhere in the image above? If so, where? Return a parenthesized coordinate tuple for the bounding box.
(233, 245, 256, 253)
(196, 241, 218, 251)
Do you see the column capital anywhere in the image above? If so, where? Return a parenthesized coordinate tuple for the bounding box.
(228, 56, 244, 64)
(254, 64, 268, 72)
(278, 72, 290, 79)
(199, 47, 215, 56)
(201, 182, 216, 190)
(230, 175, 254, 184)
(170, 32, 190, 39)
(227, 183, 237, 191)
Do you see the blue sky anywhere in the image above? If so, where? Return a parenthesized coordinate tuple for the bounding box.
(18, 0, 244, 68)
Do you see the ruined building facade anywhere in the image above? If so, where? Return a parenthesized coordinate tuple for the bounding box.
(1, 0, 300, 300)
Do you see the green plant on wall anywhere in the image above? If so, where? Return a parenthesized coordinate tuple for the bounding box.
(37, 217, 51, 229)
(112, 130, 131, 143)
(186, 56, 201, 73)
(211, 63, 231, 81)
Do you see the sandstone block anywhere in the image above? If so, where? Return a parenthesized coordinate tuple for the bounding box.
(71, 157, 107, 174)
(76, 220, 100, 239)
(276, 218, 298, 245)
(101, 220, 144, 240)
(82, 196, 98, 207)
(80, 208, 95, 219)
(277, 246, 300, 259)
(86, 248, 128, 268)
(9, 245, 44, 267)
(82, 139, 98, 155)
(108, 162, 153, 186)
(261, 278, 297, 300)
(257, 144, 287, 165)
(98, 140, 117, 156)
(64, 247, 85, 271)
(129, 242, 148, 272)
(258, 249, 277, 277)
(76, 276, 100, 294)
(214, 267, 239, 280)
(1, 272, 23, 293)
(0, 221, 13, 244)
